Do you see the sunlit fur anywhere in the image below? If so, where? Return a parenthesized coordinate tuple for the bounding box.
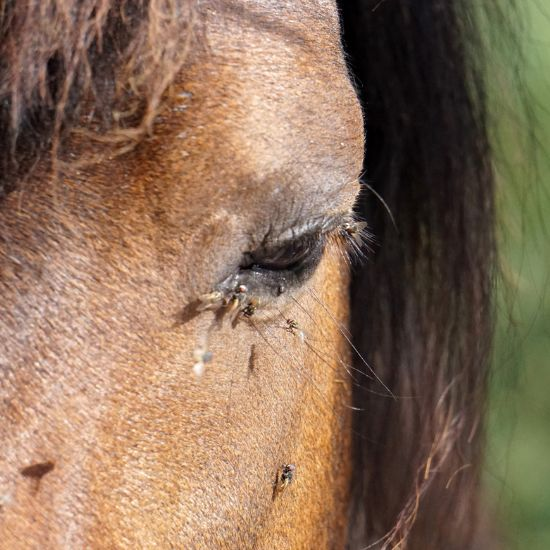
(0, 0, 498, 548)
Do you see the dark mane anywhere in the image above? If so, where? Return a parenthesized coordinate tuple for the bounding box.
(340, 1, 498, 547)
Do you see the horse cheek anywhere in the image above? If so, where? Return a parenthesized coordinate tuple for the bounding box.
(260, 254, 353, 549)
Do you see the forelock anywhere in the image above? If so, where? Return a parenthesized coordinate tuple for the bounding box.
(0, 0, 195, 195)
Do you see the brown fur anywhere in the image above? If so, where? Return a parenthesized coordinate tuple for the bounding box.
(0, 1, 363, 548)
(0, 0, 497, 548)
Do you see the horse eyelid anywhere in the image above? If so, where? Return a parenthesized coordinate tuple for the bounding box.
(244, 211, 356, 271)
(263, 211, 352, 246)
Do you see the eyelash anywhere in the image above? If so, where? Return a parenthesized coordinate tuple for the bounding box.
(236, 216, 368, 294)
(196, 216, 368, 316)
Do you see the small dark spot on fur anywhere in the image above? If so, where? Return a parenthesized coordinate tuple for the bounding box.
(248, 344, 257, 375)
(20, 461, 55, 480)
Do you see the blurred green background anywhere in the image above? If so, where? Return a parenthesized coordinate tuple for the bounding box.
(485, 2, 550, 548)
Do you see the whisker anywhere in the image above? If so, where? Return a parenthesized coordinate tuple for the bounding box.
(307, 287, 396, 399)
(288, 296, 376, 383)
(245, 303, 390, 446)
(263, 302, 399, 406)
(248, 318, 354, 415)
(359, 173, 398, 232)
(301, 324, 412, 400)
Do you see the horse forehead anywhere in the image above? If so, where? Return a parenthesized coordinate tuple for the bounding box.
(205, 0, 345, 78)
(163, 0, 362, 215)
(208, 0, 340, 23)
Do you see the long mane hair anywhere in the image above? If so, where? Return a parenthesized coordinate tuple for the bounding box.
(341, 1, 497, 548)
(1, 1, 498, 548)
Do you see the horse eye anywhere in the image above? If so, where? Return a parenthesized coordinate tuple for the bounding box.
(239, 231, 326, 289)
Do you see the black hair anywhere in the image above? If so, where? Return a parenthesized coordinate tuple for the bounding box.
(339, 1, 497, 547)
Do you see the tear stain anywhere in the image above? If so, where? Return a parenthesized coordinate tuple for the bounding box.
(192, 317, 216, 378)
(20, 461, 55, 494)
(192, 347, 213, 377)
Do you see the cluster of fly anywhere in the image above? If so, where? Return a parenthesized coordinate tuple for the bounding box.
(197, 284, 259, 322)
